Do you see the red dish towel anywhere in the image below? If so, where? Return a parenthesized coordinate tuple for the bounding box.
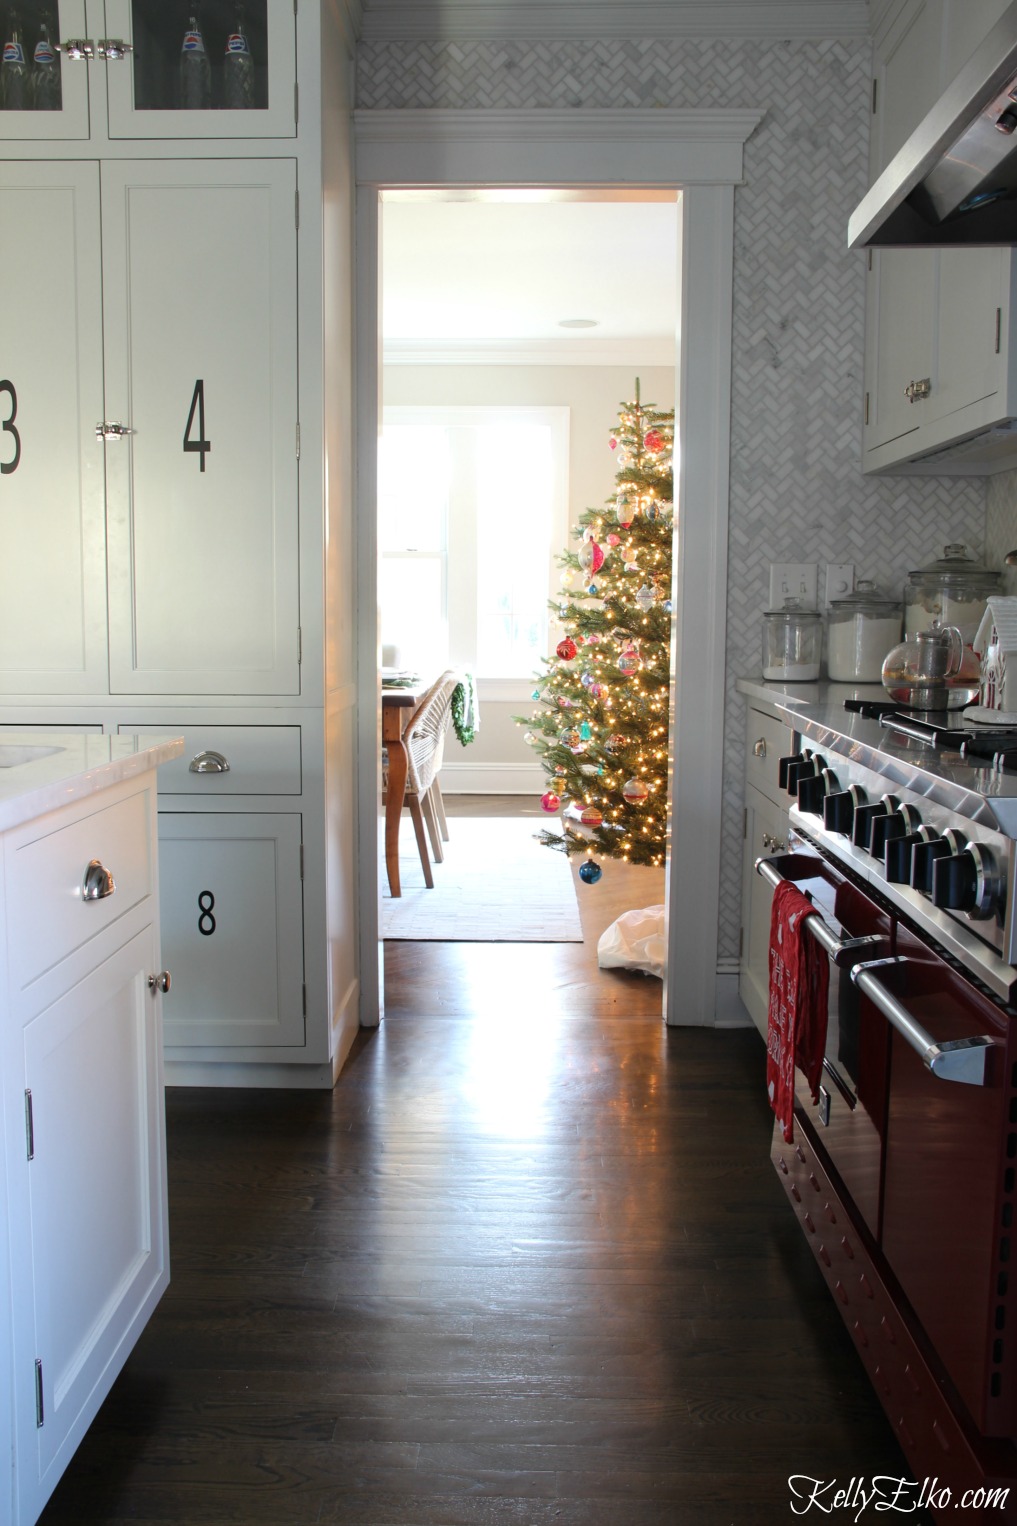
(766, 879, 830, 1143)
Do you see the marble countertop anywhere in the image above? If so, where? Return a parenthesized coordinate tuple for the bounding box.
(0, 733, 184, 833)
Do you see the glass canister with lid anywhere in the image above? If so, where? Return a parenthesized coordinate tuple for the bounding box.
(903, 543, 1002, 647)
(762, 599, 823, 682)
(826, 580, 902, 682)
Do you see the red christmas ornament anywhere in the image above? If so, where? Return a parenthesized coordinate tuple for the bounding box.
(609, 436, 618, 450)
(556, 638, 577, 661)
(644, 428, 664, 453)
(540, 791, 561, 813)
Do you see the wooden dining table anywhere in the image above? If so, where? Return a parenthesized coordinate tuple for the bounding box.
(382, 682, 424, 897)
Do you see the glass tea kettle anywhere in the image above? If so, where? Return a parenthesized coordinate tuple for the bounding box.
(881, 620, 980, 710)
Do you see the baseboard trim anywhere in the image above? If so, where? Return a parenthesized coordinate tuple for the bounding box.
(332, 976, 361, 1079)
(164, 1060, 337, 1089)
(440, 760, 543, 793)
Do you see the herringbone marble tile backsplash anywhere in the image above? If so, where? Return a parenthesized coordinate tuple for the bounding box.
(357, 34, 988, 970)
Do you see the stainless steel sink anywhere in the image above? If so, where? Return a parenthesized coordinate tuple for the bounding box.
(0, 744, 64, 768)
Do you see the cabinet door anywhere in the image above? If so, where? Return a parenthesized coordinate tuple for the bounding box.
(738, 785, 789, 1039)
(931, 247, 1006, 426)
(871, 0, 946, 180)
(102, 1, 296, 139)
(158, 812, 304, 1048)
(0, 0, 91, 141)
(0, 162, 108, 694)
(863, 247, 936, 452)
(101, 160, 300, 696)
(6, 924, 168, 1526)
(942, 0, 1010, 81)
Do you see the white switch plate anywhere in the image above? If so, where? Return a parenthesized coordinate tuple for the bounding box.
(769, 562, 818, 610)
(825, 562, 855, 605)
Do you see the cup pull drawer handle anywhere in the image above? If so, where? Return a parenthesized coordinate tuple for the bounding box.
(850, 958, 994, 1087)
(189, 750, 231, 774)
(754, 854, 884, 966)
(82, 859, 116, 901)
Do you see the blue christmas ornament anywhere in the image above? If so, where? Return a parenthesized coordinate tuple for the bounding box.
(532, 689, 541, 700)
(588, 583, 598, 595)
(579, 860, 603, 885)
(579, 721, 592, 740)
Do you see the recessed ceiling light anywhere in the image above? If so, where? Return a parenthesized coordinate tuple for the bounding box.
(558, 317, 599, 329)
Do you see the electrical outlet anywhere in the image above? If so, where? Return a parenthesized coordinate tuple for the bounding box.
(769, 562, 818, 610)
(825, 563, 855, 605)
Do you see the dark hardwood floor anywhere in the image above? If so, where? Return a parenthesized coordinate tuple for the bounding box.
(37, 801, 925, 1525)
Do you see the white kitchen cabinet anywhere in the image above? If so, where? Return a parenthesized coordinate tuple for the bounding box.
(0, 1, 295, 144)
(862, 245, 1017, 474)
(0, 162, 107, 693)
(101, 158, 300, 696)
(157, 812, 305, 1049)
(0, 158, 299, 698)
(0, 4, 362, 1088)
(0, 749, 177, 1525)
(869, 0, 946, 183)
(738, 703, 791, 1037)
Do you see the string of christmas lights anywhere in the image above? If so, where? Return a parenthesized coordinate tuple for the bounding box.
(516, 382, 675, 877)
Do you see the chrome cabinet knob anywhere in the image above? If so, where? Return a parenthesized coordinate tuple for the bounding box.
(189, 750, 231, 774)
(904, 377, 931, 403)
(95, 421, 135, 443)
(753, 737, 767, 758)
(56, 39, 95, 59)
(82, 859, 116, 901)
(148, 971, 171, 994)
(97, 39, 133, 59)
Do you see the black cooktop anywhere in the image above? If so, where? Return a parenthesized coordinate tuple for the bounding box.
(844, 698, 1017, 771)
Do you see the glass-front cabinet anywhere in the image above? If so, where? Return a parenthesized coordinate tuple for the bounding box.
(0, 1, 89, 139)
(0, 0, 295, 141)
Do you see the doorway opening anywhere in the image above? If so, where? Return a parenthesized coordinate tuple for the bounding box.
(377, 189, 678, 1019)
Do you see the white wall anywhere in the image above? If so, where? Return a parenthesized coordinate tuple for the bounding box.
(383, 362, 676, 793)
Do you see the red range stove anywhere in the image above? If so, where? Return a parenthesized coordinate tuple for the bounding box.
(758, 697, 1017, 1518)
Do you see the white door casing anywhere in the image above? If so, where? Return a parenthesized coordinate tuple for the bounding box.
(353, 108, 763, 1028)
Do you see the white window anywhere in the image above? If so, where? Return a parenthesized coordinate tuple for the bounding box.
(378, 406, 569, 687)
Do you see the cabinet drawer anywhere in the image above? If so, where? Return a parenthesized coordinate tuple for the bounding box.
(744, 708, 790, 804)
(118, 725, 301, 795)
(6, 787, 154, 992)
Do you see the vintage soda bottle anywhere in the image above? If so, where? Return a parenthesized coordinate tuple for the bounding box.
(222, 9, 254, 109)
(32, 22, 61, 110)
(2, 10, 30, 111)
(179, 14, 211, 110)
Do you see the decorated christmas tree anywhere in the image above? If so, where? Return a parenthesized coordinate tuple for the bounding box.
(518, 383, 675, 877)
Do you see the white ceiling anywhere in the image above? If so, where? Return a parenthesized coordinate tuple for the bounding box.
(381, 193, 680, 364)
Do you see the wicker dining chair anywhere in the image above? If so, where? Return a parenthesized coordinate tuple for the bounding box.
(395, 669, 462, 888)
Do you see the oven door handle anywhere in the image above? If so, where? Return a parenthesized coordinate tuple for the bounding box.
(754, 855, 885, 967)
(850, 957, 994, 1087)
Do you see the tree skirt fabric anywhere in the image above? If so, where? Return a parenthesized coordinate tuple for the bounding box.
(382, 815, 583, 942)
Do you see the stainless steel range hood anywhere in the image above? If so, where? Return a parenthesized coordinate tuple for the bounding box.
(849, 1, 1017, 248)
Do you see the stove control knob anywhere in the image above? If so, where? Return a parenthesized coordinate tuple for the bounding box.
(797, 767, 838, 816)
(785, 757, 819, 798)
(911, 829, 967, 894)
(931, 844, 1003, 919)
(852, 794, 900, 851)
(823, 785, 866, 835)
(885, 825, 935, 884)
(869, 803, 922, 861)
(778, 753, 805, 790)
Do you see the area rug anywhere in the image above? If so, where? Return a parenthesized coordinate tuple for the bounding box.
(382, 815, 583, 942)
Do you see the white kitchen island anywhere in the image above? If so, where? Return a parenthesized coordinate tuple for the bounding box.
(0, 733, 182, 1526)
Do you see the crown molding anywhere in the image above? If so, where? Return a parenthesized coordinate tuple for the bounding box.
(383, 337, 677, 366)
(356, 107, 766, 187)
(358, 1, 871, 42)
